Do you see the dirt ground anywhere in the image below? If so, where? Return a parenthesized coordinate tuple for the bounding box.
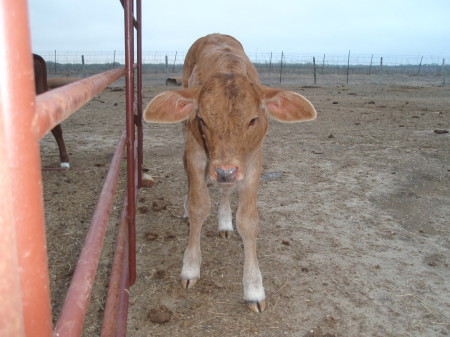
(40, 74, 449, 337)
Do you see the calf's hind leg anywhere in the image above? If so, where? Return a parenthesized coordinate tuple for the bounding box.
(51, 124, 70, 168)
(218, 184, 234, 238)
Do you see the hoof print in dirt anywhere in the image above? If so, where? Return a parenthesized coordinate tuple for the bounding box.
(152, 198, 167, 211)
(147, 306, 172, 324)
(153, 269, 167, 280)
(138, 206, 149, 214)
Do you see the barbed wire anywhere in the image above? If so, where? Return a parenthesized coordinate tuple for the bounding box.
(33, 50, 448, 67)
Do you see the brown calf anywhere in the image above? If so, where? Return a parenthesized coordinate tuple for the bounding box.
(33, 54, 70, 168)
(47, 77, 83, 89)
(144, 34, 316, 312)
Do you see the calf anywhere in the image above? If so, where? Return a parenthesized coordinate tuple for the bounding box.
(33, 54, 70, 168)
(143, 34, 316, 312)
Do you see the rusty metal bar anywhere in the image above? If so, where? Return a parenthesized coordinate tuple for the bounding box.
(136, 0, 144, 188)
(0, 1, 53, 336)
(115, 231, 130, 337)
(53, 131, 127, 337)
(0, 0, 27, 326)
(119, 0, 138, 28)
(124, 0, 137, 286)
(100, 193, 129, 337)
(35, 67, 125, 139)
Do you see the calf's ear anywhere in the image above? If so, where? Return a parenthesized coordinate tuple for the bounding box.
(261, 86, 317, 123)
(144, 89, 197, 123)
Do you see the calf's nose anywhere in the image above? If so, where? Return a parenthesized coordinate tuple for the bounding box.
(215, 167, 238, 183)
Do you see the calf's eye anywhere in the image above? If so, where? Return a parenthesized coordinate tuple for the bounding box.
(248, 117, 258, 128)
(196, 115, 207, 127)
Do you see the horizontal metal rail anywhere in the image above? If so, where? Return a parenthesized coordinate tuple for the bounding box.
(101, 192, 130, 337)
(53, 131, 127, 337)
(35, 68, 125, 139)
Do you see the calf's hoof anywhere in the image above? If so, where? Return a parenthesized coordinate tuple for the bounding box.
(247, 299, 266, 313)
(181, 278, 198, 289)
(219, 230, 233, 239)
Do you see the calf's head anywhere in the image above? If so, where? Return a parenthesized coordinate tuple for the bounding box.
(144, 74, 316, 183)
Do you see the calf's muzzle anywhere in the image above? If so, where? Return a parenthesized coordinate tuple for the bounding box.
(215, 166, 238, 183)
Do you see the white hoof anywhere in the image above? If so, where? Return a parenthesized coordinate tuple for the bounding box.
(60, 162, 70, 169)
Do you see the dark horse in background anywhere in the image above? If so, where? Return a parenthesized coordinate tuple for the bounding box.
(33, 53, 70, 168)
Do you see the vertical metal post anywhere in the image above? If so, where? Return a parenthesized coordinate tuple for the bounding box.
(0, 1, 53, 336)
(124, 0, 137, 286)
(137, 0, 143, 188)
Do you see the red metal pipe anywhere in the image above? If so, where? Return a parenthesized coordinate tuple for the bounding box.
(124, 0, 137, 286)
(35, 67, 125, 139)
(115, 239, 130, 337)
(119, 0, 138, 28)
(54, 131, 127, 337)
(136, 0, 144, 188)
(101, 194, 130, 337)
(0, 1, 53, 336)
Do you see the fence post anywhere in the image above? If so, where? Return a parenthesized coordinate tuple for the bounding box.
(165, 55, 168, 79)
(279, 51, 284, 84)
(416, 56, 423, 76)
(0, 0, 53, 335)
(442, 58, 446, 86)
(346, 50, 350, 84)
(380, 57, 383, 75)
(172, 51, 177, 72)
(321, 54, 325, 75)
(313, 56, 316, 85)
(54, 49, 57, 75)
(269, 52, 272, 72)
(81, 55, 85, 78)
(124, 0, 137, 286)
(368, 54, 373, 75)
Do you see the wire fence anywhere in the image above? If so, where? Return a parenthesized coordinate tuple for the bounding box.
(34, 50, 448, 86)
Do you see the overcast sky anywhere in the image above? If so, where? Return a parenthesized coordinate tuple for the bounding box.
(29, 0, 450, 57)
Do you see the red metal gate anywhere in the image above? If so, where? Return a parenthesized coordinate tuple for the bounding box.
(0, 0, 143, 335)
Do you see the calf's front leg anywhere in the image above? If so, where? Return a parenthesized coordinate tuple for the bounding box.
(237, 175, 266, 312)
(180, 146, 211, 288)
